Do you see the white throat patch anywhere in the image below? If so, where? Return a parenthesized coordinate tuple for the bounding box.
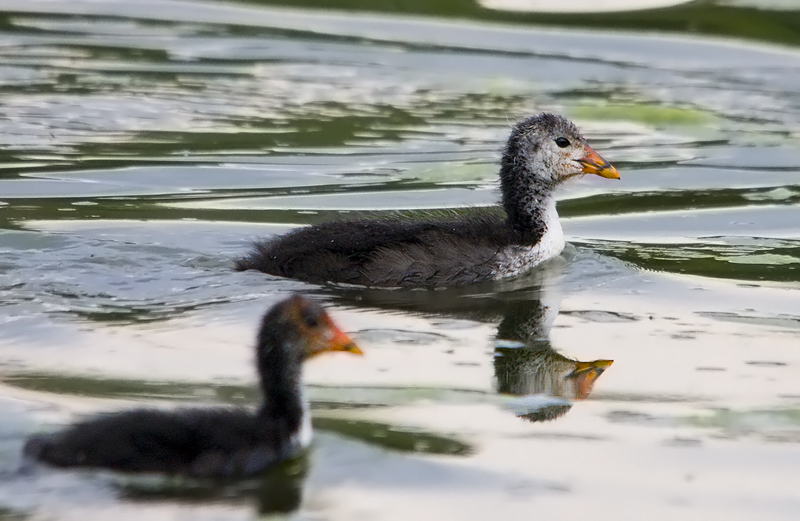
(289, 387, 313, 450)
(492, 198, 565, 279)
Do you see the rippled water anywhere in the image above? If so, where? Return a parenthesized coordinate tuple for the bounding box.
(0, 1, 799, 520)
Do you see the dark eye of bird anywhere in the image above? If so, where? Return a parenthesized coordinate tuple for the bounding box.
(555, 137, 570, 148)
(301, 310, 319, 329)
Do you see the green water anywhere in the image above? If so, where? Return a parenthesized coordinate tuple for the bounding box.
(0, 0, 798, 520)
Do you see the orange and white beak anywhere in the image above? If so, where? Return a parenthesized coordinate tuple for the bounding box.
(577, 144, 620, 180)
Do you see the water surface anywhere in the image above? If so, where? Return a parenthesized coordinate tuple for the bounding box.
(0, 1, 799, 520)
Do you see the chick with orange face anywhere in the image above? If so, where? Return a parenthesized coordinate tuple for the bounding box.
(24, 295, 361, 478)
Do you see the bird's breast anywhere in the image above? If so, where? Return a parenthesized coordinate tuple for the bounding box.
(491, 200, 565, 279)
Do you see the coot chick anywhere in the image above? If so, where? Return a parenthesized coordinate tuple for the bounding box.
(235, 113, 619, 287)
(23, 295, 362, 478)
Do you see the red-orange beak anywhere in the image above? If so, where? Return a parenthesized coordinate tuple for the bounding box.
(577, 145, 620, 180)
(325, 321, 362, 356)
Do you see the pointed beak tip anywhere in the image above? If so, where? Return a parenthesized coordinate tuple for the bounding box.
(579, 145, 619, 180)
(344, 343, 363, 356)
(588, 163, 619, 180)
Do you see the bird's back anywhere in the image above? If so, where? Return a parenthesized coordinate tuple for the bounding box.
(24, 408, 297, 478)
(236, 210, 526, 287)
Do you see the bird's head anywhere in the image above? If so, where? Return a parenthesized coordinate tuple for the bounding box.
(259, 295, 362, 363)
(507, 113, 619, 187)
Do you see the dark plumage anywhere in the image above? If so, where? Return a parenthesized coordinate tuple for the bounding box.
(235, 113, 619, 287)
(23, 296, 361, 478)
(238, 211, 515, 287)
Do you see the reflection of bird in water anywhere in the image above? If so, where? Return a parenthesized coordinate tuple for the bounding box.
(23, 296, 362, 478)
(494, 297, 612, 422)
(325, 259, 613, 423)
(117, 457, 309, 516)
(495, 340, 612, 421)
(235, 113, 618, 287)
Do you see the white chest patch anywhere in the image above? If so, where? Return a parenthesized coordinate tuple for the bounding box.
(492, 199, 565, 279)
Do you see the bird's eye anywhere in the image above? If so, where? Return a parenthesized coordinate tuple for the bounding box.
(301, 311, 320, 329)
(555, 137, 570, 148)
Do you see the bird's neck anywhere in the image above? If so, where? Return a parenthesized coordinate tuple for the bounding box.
(256, 335, 305, 434)
(499, 154, 557, 244)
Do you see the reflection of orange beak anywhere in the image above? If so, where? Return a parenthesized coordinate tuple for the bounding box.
(569, 359, 613, 400)
(574, 359, 614, 373)
(578, 145, 620, 179)
(326, 323, 363, 356)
